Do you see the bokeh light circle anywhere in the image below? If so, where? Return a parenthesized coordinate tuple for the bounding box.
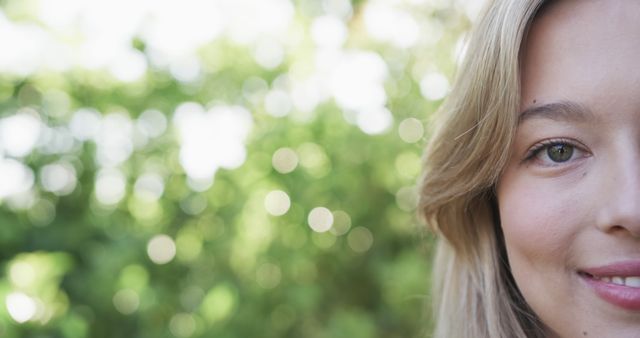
(347, 226, 374, 253)
(147, 234, 177, 265)
(264, 190, 291, 216)
(398, 118, 424, 143)
(308, 207, 333, 233)
(272, 147, 298, 174)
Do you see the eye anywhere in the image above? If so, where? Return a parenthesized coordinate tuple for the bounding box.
(524, 138, 588, 166)
(546, 143, 573, 163)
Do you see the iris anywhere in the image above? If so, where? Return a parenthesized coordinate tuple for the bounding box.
(547, 144, 573, 163)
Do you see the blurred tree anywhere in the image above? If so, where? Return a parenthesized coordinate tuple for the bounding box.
(0, 0, 474, 337)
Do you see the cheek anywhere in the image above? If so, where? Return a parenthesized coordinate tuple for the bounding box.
(497, 172, 584, 266)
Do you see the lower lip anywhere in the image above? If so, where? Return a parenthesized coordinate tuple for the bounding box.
(581, 274, 640, 311)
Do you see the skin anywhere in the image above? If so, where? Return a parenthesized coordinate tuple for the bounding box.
(497, 0, 640, 337)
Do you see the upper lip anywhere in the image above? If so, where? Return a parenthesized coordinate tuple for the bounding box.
(580, 261, 640, 277)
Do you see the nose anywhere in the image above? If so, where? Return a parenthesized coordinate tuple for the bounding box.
(596, 150, 640, 238)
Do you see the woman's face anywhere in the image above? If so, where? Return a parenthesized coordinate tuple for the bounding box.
(497, 1, 640, 336)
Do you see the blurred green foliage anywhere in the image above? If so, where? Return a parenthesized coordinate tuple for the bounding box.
(0, 0, 472, 337)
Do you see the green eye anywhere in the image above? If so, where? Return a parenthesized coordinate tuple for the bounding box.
(546, 144, 574, 162)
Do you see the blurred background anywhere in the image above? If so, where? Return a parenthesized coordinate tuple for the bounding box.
(0, 0, 480, 337)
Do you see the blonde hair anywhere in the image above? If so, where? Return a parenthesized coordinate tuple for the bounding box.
(420, 1, 549, 337)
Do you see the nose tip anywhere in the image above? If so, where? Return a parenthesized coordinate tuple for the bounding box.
(597, 208, 640, 238)
(596, 175, 640, 238)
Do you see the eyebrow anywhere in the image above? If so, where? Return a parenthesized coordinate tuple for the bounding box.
(518, 100, 598, 124)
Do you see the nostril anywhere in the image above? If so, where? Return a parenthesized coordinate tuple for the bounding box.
(609, 224, 640, 238)
(601, 223, 640, 237)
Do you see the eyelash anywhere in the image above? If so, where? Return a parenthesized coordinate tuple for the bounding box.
(523, 138, 587, 165)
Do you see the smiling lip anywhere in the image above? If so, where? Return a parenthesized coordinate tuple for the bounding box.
(580, 261, 640, 311)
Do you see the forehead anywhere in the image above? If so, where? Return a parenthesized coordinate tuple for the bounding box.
(520, 0, 640, 115)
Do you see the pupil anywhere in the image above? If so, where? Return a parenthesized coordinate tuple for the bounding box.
(547, 144, 573, 162)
